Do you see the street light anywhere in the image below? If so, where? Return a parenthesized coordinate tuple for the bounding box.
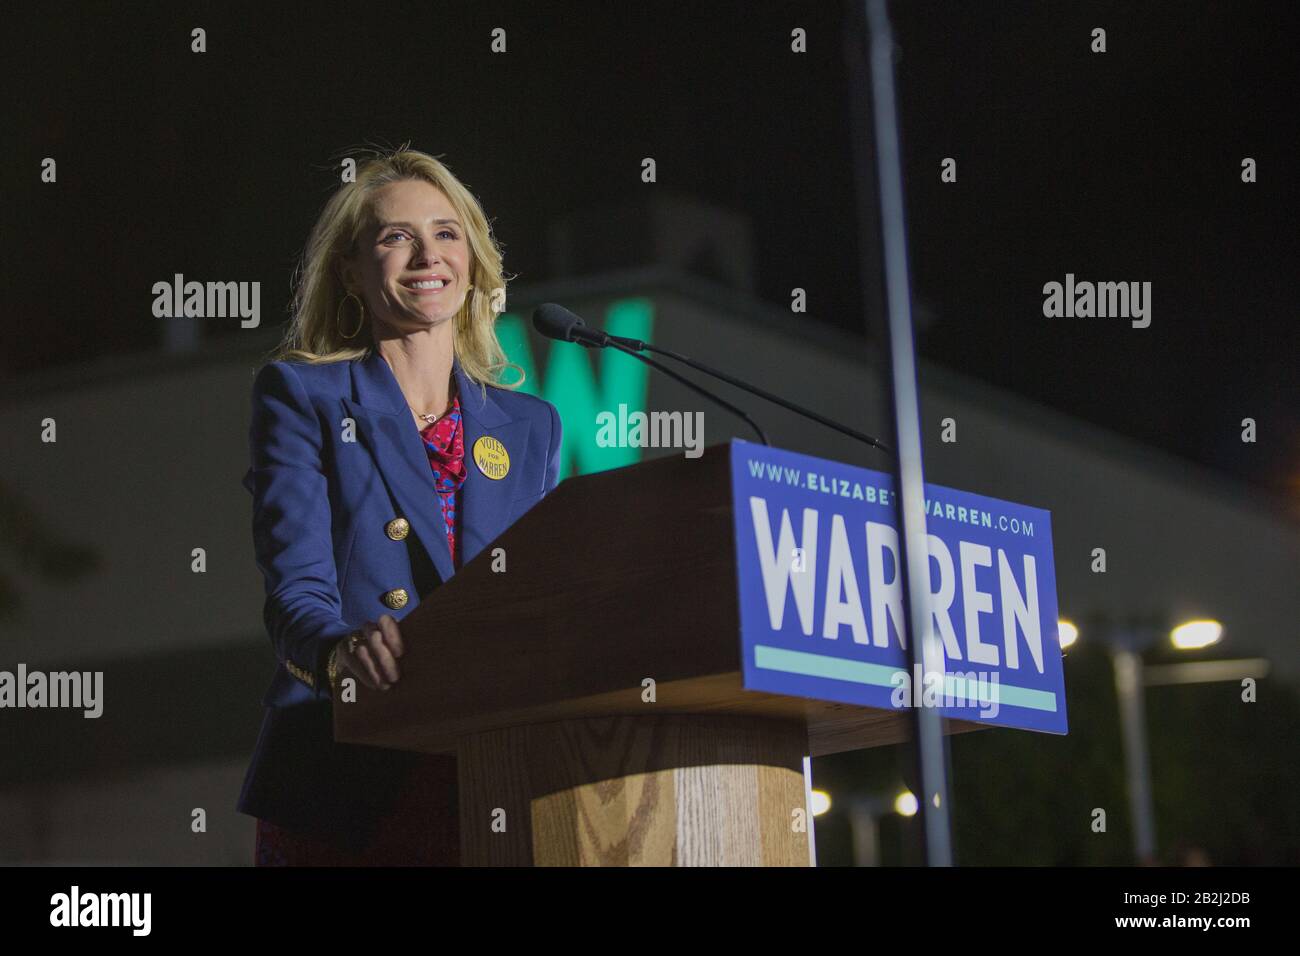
(1058, 619, 1079, 650)
(1104, 616, 1230, 864)
(1170, 619, 1223, 650)
(846, 791, 921, 866)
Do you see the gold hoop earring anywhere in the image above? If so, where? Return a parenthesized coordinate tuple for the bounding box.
(337, 292, 365, 339)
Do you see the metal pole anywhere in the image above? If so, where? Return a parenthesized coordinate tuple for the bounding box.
(862, 0, 953, 866)
(849, 800, 882, 867)
(1143, 657, 1270, 686)
(1112, 648, 1157, 863)
(803, 755, 819, 867)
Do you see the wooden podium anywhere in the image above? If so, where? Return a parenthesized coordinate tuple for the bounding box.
(335, 443, 981, 866)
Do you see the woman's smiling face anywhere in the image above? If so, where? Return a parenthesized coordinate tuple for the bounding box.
(345, 178, 472, 335)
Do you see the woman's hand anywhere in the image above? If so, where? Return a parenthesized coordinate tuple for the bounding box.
(335, 614, 405, 691)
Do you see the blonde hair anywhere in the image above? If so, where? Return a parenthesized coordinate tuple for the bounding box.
(267, 144, 522, 392)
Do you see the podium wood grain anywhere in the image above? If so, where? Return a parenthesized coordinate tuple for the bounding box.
(457, 715, 810, 866)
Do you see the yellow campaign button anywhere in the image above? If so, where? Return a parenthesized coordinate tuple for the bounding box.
(472, 436, 510, 480)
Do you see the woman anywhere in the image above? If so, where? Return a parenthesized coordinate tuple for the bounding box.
(237, 147, 563, 865)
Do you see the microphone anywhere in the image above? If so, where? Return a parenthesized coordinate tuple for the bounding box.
(532, 304, 769, 444)
(532, 303, 892, 455)
(533, 303, 616, 349)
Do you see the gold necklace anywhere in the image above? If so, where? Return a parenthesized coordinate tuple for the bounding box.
(412, 378, 457, 426)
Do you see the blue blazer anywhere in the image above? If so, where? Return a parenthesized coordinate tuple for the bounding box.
(236, 346, 562, 846)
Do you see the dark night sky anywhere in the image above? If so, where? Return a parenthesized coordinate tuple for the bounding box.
(5, 0, 1297, 501)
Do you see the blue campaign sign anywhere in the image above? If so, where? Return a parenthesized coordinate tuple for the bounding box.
(730, 440, 1068, 734)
